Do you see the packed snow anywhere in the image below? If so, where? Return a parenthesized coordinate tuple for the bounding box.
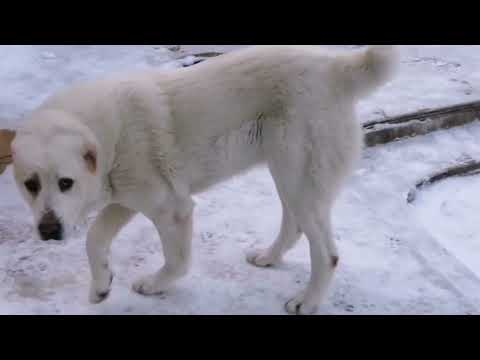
(1, 45, 480, 315)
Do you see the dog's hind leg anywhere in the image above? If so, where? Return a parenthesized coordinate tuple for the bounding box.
(275, 170, 339, 315)
(284, 207, 339, 315)
(258, 120, 344, 315)
(132, 198, 194, 296)
(87, 204, 137, 304)
(247, 198, 303, 267)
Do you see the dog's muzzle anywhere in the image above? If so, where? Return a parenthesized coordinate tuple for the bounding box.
(38, 210, 63, 241)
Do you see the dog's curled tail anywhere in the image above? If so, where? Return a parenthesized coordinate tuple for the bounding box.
(344, 45, 399, 98)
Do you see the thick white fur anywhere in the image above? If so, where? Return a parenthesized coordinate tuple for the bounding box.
(11, 45, 398, 314)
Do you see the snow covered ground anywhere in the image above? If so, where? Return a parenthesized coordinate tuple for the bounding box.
(1, 45, 480, 315)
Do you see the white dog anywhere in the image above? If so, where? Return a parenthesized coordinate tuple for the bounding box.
(3, 45, 397, 314)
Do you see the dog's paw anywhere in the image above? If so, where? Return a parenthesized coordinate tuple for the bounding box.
(285, 294, 319, 315)
(132, 274, 165, 296)
(246, 249, 280, 268)
(89, 271, 114, 304)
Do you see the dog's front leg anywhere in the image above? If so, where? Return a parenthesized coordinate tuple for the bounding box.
(132, 201, 193, 296)
(87, 204, 136, 304)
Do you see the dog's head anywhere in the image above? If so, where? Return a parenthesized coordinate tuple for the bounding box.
(3, 110, 108, 241)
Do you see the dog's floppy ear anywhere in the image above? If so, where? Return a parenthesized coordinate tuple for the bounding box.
(0, 129, 16, 175)
(83, 143, 97, 174)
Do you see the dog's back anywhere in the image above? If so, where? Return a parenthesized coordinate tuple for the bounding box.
(36, 45, 398, 135)
(157, 45, 398, 141)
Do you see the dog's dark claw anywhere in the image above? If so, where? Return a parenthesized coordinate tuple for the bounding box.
(94, 273, 113, 301)
(96, 290, 110, 301)
(295, 304, 302, 315)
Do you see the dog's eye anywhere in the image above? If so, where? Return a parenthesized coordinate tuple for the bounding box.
(58, 178, 74, 192)
(24, 176, 41, 196)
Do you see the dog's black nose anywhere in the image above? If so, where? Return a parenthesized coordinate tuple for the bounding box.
(38, 222, 63, 240)
(38, 211, 63, 241)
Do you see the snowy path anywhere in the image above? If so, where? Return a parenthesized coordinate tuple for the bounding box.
(1, 45, 480, 315)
